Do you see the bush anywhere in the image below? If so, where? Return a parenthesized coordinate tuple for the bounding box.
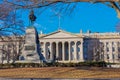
(78, 61, 107, 67)
(0, 61, 107, 68)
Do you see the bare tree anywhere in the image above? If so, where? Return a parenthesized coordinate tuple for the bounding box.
(85, 37, 104, 62)
(0, 36, 24, 64)
(0, 0, 119, 64)
(0, 6, 25, 63)
(92, 39, 101, 61)
(0, 1, 25, 36)
(116, 21, 120, 32)
(0, 0, 119, 36)
(0, 0, 119, 18)
(0, 4, 25, 64)
(10, 36, 24, 63)
(84, 37, 104, 62)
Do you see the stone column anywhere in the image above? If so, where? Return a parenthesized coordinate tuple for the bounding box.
(74, 41, 77, 61)
(42, 42, 46, 58)
(62, 42, 65, 61)
(69, 41, 71, 61)
(16, 42, 19, 55)
(49, 42, 53, 60)
(109, 42, 113, 62)
(56, 42, 59, 60)
(103, 42, 107, 61)
(80, 41, 84, 62)
(45, 42, 48, 60)
(115, 42, 118, 62)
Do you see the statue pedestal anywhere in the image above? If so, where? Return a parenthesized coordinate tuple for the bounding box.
(20, 27, 40, 63)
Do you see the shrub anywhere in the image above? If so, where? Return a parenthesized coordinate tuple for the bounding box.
(78, 61, 107, 67)
(0, 61, 107, 68)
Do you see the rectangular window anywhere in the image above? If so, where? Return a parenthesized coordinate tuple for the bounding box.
(106, 42, 108, 45)
(106, 42, 109, 47)
(118, 47, 120, 52)
(112, 47, 115, 52)
(112, 54, 115, 60)
(112, 42, 114, 46)
(107, 54, 109, 59)
(107, 47, 109, 52)
(118, 54, 120, 59)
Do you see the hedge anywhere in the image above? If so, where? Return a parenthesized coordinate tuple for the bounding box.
(0, 61, 107, 68)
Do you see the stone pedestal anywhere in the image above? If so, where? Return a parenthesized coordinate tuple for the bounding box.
(20, 27, 41, 63)
(0, 54, 2, 64)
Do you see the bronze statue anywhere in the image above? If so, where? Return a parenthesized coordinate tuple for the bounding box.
(29, 10, 36, 25)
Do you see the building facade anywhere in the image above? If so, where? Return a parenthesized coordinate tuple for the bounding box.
(0, 29, 120, 63)
(39, 30, 120, 63)
(0, 36, 24, 63)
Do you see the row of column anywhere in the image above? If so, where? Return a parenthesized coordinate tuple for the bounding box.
(41, 41, 84, 62)
(104, 41, 119, 63)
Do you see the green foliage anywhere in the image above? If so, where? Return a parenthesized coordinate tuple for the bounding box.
(0, 61, 107, 68)
(44, 61, 107, 67)
(78, 61, 107, 67)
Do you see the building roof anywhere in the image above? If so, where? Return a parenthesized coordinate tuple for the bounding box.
(39, 29, 82, 39)
(39, 29, 120, 39)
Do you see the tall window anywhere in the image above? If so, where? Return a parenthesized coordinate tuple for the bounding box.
(112, 42, 114, 46)
(118, 54, 120, 59)
(107, 54, 109, 59)
(118, 47, 120, 52)
(106, 42, 109, 46)
(112, 47, 115, 52)
(112, 54, 115, 60)
(107, 47, 109, 52)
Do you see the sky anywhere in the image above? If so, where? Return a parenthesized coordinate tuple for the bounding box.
(20, 2, 120, 34)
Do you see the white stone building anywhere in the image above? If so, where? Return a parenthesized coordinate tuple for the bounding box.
(39, 30, 120, 63)
(0, 36, 24, 63)
(0, 29, 120, 63)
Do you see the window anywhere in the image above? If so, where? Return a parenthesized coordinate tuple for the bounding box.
(8, 44, 12, 47)
(118, 54, 120, 59)
(119, 42, 120, 46)
(112, 54, 115, 60)
(118, 47, 120, 52)
(112, 42, 114, 46)
(106, 42, 108, 45)
(107, 54, 109, 59)
(112, 47, 115, 52)
(107, 47, 109, 52)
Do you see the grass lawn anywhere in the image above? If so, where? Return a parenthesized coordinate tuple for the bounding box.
(0, 67, 120, 78)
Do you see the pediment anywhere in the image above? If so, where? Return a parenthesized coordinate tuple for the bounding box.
(41, 30, 78, 39)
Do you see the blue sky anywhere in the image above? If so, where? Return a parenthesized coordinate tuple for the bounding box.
(21, 2, 120, 34)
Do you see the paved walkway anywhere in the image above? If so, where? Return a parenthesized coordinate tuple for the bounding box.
(0, 78, 120, 80)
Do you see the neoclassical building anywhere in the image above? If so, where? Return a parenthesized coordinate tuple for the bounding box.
(39, 30, 120, 63)
(0, 36, 24, 63)
(0, 28, 120, 63)
(39, 30, 84, 63)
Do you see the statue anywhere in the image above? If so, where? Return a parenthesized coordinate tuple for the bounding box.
(29, 10, 36, 26)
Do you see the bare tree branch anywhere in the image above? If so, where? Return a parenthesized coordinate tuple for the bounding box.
(110, 2, 120, 18)
(2, 0, 120, 18)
